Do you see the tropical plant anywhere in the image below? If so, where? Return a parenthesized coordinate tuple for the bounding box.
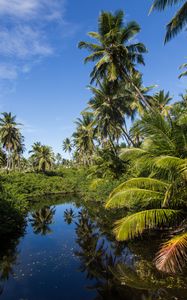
(78, 10, 151, 109)
(62, 138, 73, 155)
(179, 62, 187, 79)
(0, 112, 23, 170)
(73, 112, 95, 165)
(29, 143, 55, 173)
(106, 108, 187, 274)
(150, 0, 187, 42)
(87, 79, 136, 148)
(149, 90, 172, 116)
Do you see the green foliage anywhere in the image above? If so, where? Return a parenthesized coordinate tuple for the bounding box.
(113, 209, 183, 241)
(150, 0, 187, 42)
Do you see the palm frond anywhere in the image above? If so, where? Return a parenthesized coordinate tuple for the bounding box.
(119, 147, 148, 161)
(165, 2, 187, 43)
(109, 177, 168, 199)
(155, 232, 187, 273)
(106, 188, 164, 210)
(149, 0, 180, 13)
(154, 156, 184, 171)
(113, 209, 183, 241)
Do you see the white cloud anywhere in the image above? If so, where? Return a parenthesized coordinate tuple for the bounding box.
(0, 0, 64, 20)
(0, 25, 53, 59)
(0, 64, 17, 79)
(0, 0, 67, 86)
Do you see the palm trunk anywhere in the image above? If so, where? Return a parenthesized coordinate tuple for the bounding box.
(121, 127, 136, 147)
(108, 134, 117, 155)
(122, 72, 153, 111)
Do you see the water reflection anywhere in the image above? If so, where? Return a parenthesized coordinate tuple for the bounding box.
(0, 226, 25, 298)
(0, 199, 187, 300)
(63, 208, 76, 225)
(74, 206, 187, 300)
(29, 206, 55, 235)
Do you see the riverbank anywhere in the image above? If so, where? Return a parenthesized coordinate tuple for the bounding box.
(0, 168, 121, 237)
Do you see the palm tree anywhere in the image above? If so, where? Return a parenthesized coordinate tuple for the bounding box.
(55, 153, 62, 166)
(150, 0, 187, 42)
(149, 90, 172, 116)
(73, 112, 95, 165)
(62, 138, 72, 156)
(0, 112, 23, 170)
(29, 143, 54, 173)
(78, 10, 151, 109)
(88, 79, 136, 149)
(106, 110, 187, 274)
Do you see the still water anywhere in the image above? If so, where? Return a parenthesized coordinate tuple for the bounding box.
(0, 196, 187, 300)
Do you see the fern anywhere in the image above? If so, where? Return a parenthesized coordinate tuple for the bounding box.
(113, 209, 183, 241)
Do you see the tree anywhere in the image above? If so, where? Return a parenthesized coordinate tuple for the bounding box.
(62, 138, 73, 156)
(73, 112, 95, 165)
(0, 112, 23, 170)
(149, 90, 172, 116)
(55, 153, 62, 166)
(150, 0, 187, 42)
(88, 79, 136, 149)
(29, 143, 55, 173)
(106, 109, 187, 274)
(78, 10, 151, 109)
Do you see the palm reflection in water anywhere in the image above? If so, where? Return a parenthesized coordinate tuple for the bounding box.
(29, 206, 55, 235)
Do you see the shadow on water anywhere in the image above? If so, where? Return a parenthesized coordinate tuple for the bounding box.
(0, 201, 26, 297)
(0, 196, 187, 300)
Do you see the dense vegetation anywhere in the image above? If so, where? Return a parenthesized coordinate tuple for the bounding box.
(0, 4, 187, 278)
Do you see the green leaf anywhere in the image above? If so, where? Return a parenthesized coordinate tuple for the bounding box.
(106, 188, 163, 209)
(113, 209, 183, 241)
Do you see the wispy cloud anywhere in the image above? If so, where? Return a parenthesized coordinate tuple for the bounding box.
(0, 0, 68, 84)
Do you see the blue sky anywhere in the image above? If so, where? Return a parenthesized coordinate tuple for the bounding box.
(0, 0, 186, 157)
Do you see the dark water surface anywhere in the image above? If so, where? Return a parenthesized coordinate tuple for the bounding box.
(1, 196, 187, 300)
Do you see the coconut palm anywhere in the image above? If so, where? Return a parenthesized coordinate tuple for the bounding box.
(78, 10, 151, 109)
(29, 143, 55, 173)
(149, 90, 172, 116)
(55, 153, 62, 166)
(62, 138, 73, 156)
(106, 109, 187, 274)
(73, 112, 95, 165)
(87, 79, 136, 149)
(0, 112, 23, 170)
(150, 0, 187, 42)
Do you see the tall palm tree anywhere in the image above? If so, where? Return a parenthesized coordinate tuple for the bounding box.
(29, 143, 54, 173)
(150, 0, 187, 42)
(78, 10, 150, 109)
(88, 80, 135, 148)
(0, 112, 22, 170)
(62, 138, 73, 155)
(73, 112, 95, 165)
